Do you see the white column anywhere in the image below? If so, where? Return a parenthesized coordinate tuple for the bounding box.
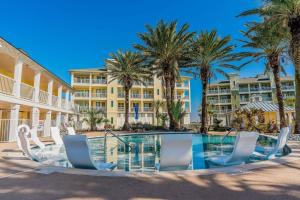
(47, 80, 53, 105)
(58, 85, 62, 108)
(64, 113, 69, 124)
(89, 73, 92, 109)
(44, 111, 52, 136)
(56, 112, 62, 127)
(65, 90, 70, 110)
(9, 104, 20, 141)
(13, 59, 23, 98)
(31, 107, 40, 128)
(33, 72, 41, 102)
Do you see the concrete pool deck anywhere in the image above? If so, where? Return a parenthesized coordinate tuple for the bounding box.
(0, 135, 300, 200)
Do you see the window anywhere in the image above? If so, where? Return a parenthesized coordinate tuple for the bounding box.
(157, 89, 160, 95)
(111, 117, 114, 124)
(111, 101, 114, 107)
(111, 87, 114, 94)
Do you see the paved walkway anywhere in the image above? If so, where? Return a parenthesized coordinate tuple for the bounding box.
(0, 139, 299, 200)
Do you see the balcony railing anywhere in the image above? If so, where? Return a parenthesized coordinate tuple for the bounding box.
(20, 83, 34, 100)
(220, 99, 231, 103)
(250, 87, 260, 92)
(118, 93, 125, 98)
(131, 94, 141, 98)
(74, 92, 89, 98)
(143, 81, 154, 86)
(61, 99, 66, 109)
(144, 107, 153, 112)
(92, 79, 107, 84)
(143, 94, 154, 99)
(0, 74, 14, 95)
(239, 88, 249, 92)
(282, 85, 294, 90)
(74, 79, 90, 84)
(39, 90, 49, 104)
(208, 99, 218, 103)
(118, 107, 125, 111)
(52, 95, 58, 107)
(92, 93, 107, 98)
(261, 87, 271, 91)
(262, 97, 273, 101)
(208, 90, 218, 94)
(240, 98, 249, 103)
(219, 89, 230, 94)
(219, 109, 231, 113)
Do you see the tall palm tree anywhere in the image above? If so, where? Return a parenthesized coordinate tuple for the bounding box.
(106, 51, 150, 130)
(134, 20, 194, 130)
(154, 100, 164, 125)
(189, 30, 240, 133)
(239, 0, 300, 133)
(239, 22, 290, 128)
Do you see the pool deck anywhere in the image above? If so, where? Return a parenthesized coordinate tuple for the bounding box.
(0, 133, 300, 200)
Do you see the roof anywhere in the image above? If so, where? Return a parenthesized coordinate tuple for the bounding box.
(240, 102, 294, 112)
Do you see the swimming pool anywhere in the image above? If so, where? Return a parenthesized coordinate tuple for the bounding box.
(33, 133, 290, 172)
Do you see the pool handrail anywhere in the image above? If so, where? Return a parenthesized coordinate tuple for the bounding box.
(50, 127, 64, 146)
(66, 127, 76, 135)
(30, 127, 46, 149)
(63, 135, 116, 170)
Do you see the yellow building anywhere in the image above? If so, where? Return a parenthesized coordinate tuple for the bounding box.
(0, 37, 76, 141)
(70, 68, 191, 129)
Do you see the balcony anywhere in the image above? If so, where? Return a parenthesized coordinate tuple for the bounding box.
(262, 97, 273, 102)
(208, 99, 218, 104)
(239, 88, 249, 93)
(74, 92, 89, 98)
(73, 78, 90, 84)
(219, 109, 231, 113)
(144, 107, 153, 112)
(92, 93, 107, 98)
(20, 83, 34, 100)
(52, 95, 58, 107)
(261, 87, 271, 91)
(118, 93, 125, 98)
(39, 90, 49, 104)
(208, 90, 218, 94)
(282, 85, 294, 90)
(118, 107, 125, 111)
(131, 94, 141, 99)
(240, 98, 249, 103)
(219, 89, 230, 94)
(143, 94, 154, 99)
(219, 99, 231, 104)
(0, 74, 14, 95)
(143, 81, 154, 86)
(250, 87, 260, 92)
(92, 79, 107, 84)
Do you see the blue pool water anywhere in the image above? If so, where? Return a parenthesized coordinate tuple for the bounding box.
(34, 133, 287, 172)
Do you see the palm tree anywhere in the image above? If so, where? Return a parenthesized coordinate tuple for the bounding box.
(154, 100, 164, 125)
(171, 100, 187, 128)
(106, 50, 150, 130)
(239, 0, 300, 133)
(189, 30, 240, 133)
(239, 22, 290, 128)
(159, 113, 169, 128)
(135, 20, 194, 130)
(82, 108, 105, 131)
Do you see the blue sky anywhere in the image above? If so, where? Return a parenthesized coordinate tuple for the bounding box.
(0, 0, 294, 121)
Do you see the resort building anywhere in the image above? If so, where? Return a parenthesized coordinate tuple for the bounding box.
(70, 68, 191, 129)
(0, 37, 76, 141)
(207, 72, 295, 126)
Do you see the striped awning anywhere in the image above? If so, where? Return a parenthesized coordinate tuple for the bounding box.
(240, 102, 294, 112)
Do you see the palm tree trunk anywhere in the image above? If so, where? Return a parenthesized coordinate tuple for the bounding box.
(165, 77, 178, 130)
(200, 70, 209, 133)
(270, 55, 287, 128)
(123, 87, 130, 131)
(289, 16, 300, 134)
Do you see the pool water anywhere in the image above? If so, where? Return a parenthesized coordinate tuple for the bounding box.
(34, 133, 286, 172)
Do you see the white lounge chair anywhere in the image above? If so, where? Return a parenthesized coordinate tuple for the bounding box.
(208, 131, 259, 166)
(63, 135, 116, 170)
(66, 127, 76, 135)
(30, 127, 45, 149)
(156, 134, 193, 171)
(17, 124, 64, 162)
(50, 127, 64, 146)
(254, 127, 290, 159)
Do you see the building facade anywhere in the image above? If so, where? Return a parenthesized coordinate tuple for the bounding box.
(70, 68, 191, 129)
(207, 72, 295, 126)
(0, 37, 76, 141)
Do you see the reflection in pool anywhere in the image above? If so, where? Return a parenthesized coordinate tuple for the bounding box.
(32, 133, 287, 172)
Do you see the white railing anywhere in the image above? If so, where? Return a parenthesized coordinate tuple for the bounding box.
(118, 93, 125, 98)
(0, 119, 10, 141)
(143, 94, 154, 99)
(219, 89, 230, 94)
(74, 92, 89, 98)
(131, 94, 141, 98)
(39, 90, 49, 104)
(261, 87, 271, 91)
(92, 79, 107, 84)
(0, 74, 14, 96)
(208, 90, 218, 94)
(282, 85, 294, 90)
(239, 88, 249, 92)
(240, 98, 249, 103)
(220, 99, 231, 103)
(144, 107, 153, 112)
(52, 95, 58, 107)
(92, 93, 107, 98)
(61, 99, 66, 109)
(20, 83, 34, 100)
(118, 107, 125, 111)
(208, 99, 218, 103)
(74, 78, 90, 84)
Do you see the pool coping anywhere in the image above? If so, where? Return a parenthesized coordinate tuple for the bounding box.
(32, 137, 300, 178)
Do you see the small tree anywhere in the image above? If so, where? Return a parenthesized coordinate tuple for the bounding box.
(154, 100, 164, 126)
(171, 100, 186, 129)
(159, 113, 169, 129)
(82, 108, 105, 131)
